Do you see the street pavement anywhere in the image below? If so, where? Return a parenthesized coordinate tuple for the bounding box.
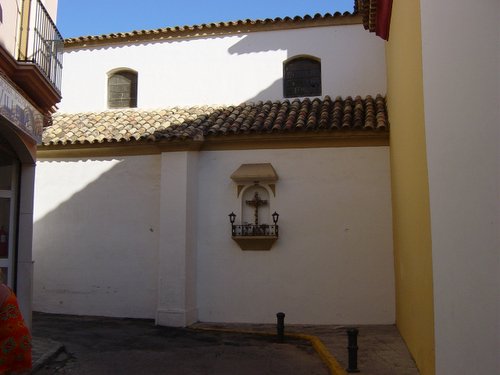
(31, 312, 419, 375)
(31, 313, 328, 375)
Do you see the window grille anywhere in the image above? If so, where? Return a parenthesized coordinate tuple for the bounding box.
(283, 57, 321, 98)
(108, 71, 138, 108)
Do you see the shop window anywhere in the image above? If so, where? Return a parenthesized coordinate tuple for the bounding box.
(108, 69, 138, 108)
(283, 56, 321, 98)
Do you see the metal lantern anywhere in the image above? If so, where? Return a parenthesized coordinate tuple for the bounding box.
(228, 212, 236, 224)
(272, 211, 279, 224)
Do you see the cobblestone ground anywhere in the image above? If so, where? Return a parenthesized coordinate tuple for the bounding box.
(195, 323, 420, 375)
(293, 325, 420, 375)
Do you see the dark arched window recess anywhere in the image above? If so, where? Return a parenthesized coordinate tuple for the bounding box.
(0, 3, 3, 23)
(108, 69, 138, 108)
(283, 56, 322, 98)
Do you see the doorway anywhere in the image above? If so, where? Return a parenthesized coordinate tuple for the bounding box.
(0, 144, 19, 287)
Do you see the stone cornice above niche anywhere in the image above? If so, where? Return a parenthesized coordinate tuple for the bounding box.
(230, 163, 278, 197)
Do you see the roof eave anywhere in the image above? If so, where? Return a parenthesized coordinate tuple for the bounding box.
(37, 130, 389, 158)
(64, 13, 362, 49)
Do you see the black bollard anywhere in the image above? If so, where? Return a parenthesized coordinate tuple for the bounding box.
(276, 312, 285, 342)
(346, 327, 360, 373)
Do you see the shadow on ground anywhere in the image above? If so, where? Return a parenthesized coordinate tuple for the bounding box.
(32, 312, 328, 375)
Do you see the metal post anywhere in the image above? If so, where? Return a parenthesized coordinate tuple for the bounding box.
(347, 327, 360, 373)
(276, 312, 285, 342)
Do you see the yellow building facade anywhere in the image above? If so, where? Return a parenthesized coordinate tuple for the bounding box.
(385, 1, 435, 373)
(367, 0, 499, 373)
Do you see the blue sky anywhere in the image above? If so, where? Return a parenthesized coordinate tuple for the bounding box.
(57, 0, 355, 38)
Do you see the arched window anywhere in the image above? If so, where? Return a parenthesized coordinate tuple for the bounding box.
(0, 3, 3, 23)
(283, 56, 321, 98)
(107, 69, 138, 108)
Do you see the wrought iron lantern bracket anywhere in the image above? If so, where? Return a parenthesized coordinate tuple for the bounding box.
(228, 211, 279, 251)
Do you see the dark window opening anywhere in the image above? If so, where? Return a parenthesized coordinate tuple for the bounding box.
(283, 57, 321, 98)
(108, 70, 138, 108)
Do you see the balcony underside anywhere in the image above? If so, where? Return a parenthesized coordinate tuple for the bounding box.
(0, 44, 61, 117)
(232, 236, 278, 250)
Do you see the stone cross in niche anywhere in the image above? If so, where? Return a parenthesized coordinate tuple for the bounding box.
(245, 192, 268, 226)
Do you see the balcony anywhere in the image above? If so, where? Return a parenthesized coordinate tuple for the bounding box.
(231, 224, 279, 237)
(0, 0, 63, 117)
(18, 0, 63, 93)
(229, 211, 279, 251)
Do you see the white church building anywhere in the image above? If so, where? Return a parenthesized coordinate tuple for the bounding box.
(31, 1, 500, 374)
(32, 11, 394, 327)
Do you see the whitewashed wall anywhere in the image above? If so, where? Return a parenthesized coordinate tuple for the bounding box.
(59, 24, 386, 112)
(33, 155, 161, 318)
(33, 147, 395, 324)
(0, 0, 21, 55)
(420, 0, 500, 373)
(42, 0, 58, 22)
(196, 147, 394, 324)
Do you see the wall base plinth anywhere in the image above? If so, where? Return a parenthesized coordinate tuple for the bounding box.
(156, 308, 198, 327)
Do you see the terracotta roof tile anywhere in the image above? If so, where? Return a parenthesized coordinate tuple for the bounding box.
(64, 11, 360, 48)
(356, 0, 376, 32)
(357, 0, 392, 40)
(43, 95, 388, 147)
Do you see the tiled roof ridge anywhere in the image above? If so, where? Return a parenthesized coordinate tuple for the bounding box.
(64, 11, 360, 47)
(44, 95, 388, 146)
(52, 105, 226, 118)
(357, 0, 392, 40)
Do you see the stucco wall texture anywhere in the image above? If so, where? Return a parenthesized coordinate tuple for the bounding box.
(58, 24, 386, 112)
(33, 147, 395, 324)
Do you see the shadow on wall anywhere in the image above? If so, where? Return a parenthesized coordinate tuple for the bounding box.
(245, 78, 284, 103)
(228, 29, 325, 56)
(33, 156, 160, 319)
(227, 26, 385, 104)
(228, 31, 309, 102)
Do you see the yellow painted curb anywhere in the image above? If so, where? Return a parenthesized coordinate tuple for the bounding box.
(288, 333, 347, 375)
(190, 327, 347, 375)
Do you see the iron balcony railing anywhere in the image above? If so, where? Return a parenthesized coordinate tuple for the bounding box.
(231, 224, 279, 237)
(19, 0, 63, 93)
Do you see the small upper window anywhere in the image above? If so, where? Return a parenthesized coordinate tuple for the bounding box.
(0, 3, 3, 23)
(283, 56, 321, 98)
(108, 70, 138, 108)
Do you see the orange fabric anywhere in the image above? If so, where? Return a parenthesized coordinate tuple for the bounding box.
(0, 288, 32, 374)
